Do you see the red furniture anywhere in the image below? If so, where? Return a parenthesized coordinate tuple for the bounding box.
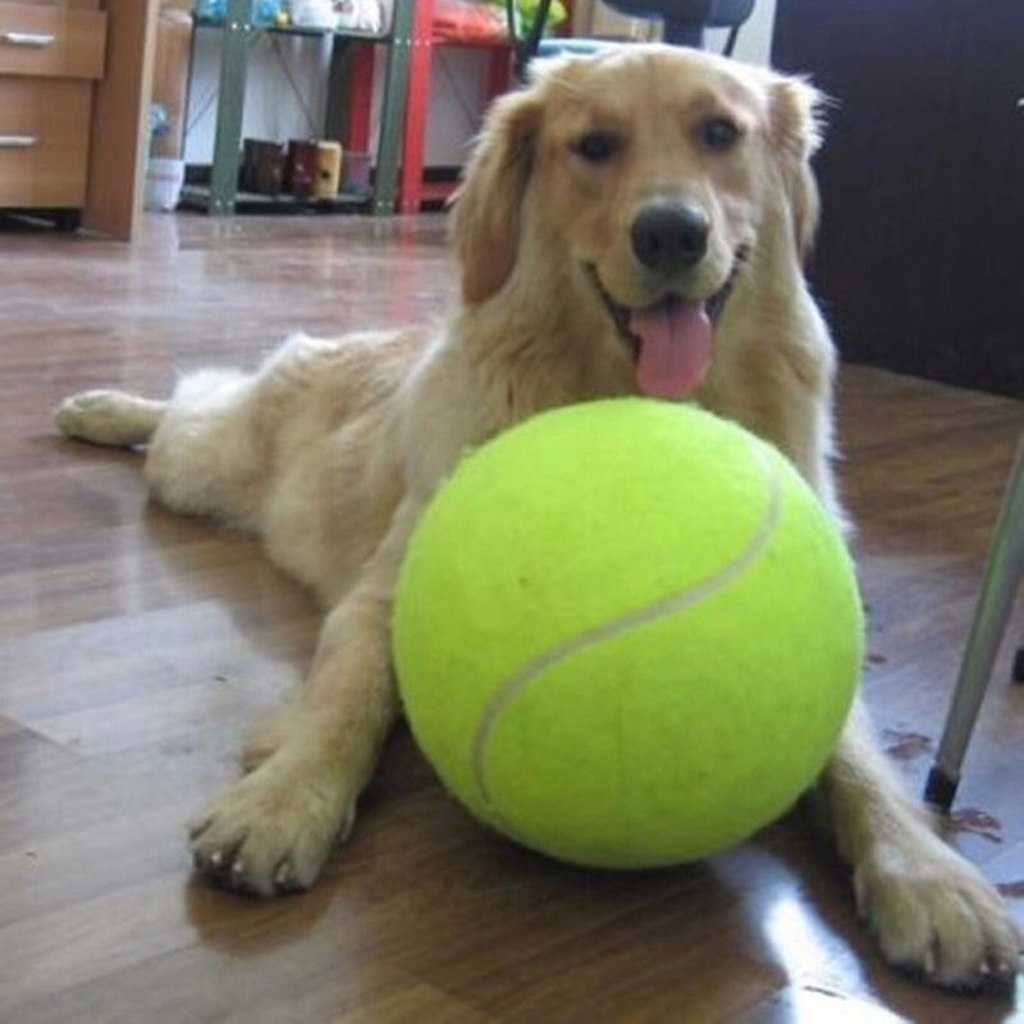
(399, 0, 512, 213)
(342, 0, 522, 214)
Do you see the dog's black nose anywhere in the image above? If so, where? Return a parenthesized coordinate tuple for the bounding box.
(631, 202, 709, 273)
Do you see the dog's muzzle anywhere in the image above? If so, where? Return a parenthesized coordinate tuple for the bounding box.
(586, 244, 748, 402)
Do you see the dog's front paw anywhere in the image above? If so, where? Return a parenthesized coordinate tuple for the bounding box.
(853, 830, 1021, 988)
(188, 757, 356, 897)
(55, 389, 160, 447)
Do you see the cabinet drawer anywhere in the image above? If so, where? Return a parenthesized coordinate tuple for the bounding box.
(0, 77, 91, 206)
(0, 4, 106, 79)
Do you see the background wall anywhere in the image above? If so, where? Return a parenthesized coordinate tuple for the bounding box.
(182, 29, 332, 164)
(711, 0, 776, 64)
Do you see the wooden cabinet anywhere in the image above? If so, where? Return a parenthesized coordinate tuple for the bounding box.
(0, 1, 108, 212)
(1, 0, 157, 240)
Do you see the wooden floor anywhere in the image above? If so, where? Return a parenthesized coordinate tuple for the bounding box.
(1, 211, 1021, 1023)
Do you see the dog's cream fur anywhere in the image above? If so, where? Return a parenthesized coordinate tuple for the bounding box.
(56, 47, 1018, 987)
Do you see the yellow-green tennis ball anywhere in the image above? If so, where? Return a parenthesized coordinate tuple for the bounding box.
(393, 399, 862, 869)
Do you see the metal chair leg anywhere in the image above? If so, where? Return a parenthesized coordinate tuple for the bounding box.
(924, 436, 1024, 811)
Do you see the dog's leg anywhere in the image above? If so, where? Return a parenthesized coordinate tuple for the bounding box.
(820, 698, 1021, 987)
(188, 498, 419, 896)
(55, 390, 166, 447)
(730, 343, 1021, 985)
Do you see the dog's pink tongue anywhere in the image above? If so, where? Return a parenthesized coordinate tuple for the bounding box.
(630, 298, 711, 400)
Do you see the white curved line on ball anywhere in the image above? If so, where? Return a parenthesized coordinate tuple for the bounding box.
(470, 447, 783, 811)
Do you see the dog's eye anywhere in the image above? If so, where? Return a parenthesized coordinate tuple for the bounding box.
(571, 131, 621, 164)
(701, 117, 740, 152)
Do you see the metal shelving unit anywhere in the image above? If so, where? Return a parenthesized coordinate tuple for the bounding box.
(179, 0, 415, 216)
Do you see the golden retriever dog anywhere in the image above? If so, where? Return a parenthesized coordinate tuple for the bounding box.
(55, 46, 1018, 987)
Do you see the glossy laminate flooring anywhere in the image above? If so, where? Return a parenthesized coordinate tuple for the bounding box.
(1, 212, 1021, 1023)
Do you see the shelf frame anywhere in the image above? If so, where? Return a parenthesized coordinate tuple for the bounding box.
(181, 0, 415, 216)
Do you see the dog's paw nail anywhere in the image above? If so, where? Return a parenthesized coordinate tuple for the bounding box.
(209, 850, 224, 868)
(187, 817, 210, 839)
(851, 873, 868, 917)
(339, 804, 357, 842)
(922, 948, 938, 977)
(274, 862, 293, 888)
(231, 858, 245, 878)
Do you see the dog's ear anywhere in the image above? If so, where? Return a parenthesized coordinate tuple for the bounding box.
(766, 75, 827, 262)
(449, 86, 543, 305)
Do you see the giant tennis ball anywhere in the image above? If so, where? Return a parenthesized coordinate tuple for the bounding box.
(393, 399, 862, 869)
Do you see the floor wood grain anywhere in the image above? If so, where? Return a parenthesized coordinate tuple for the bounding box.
(1, 212, 1021, 1023)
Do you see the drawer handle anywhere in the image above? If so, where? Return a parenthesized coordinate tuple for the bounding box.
(2, 31, 56, 46)
(0, 135, 37, 148)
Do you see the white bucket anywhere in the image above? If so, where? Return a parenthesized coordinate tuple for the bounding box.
(144, 157, 185, 212)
